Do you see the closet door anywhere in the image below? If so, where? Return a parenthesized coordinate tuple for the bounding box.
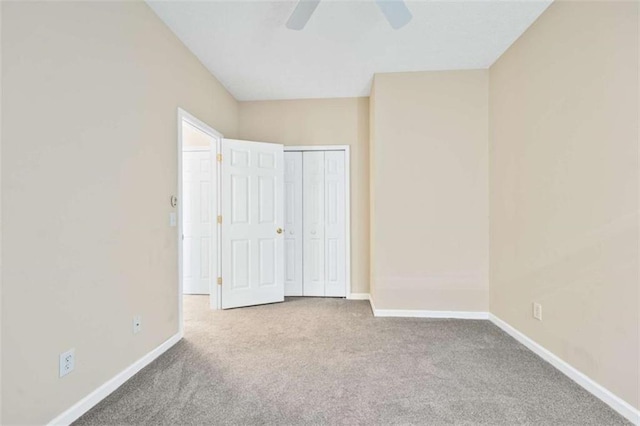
(324, 151, 346, 297)
(303, 151, 326, 296)
(283, 152, 303, 296)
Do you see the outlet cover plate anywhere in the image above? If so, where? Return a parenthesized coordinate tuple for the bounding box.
(133, 315, 142, 334)
(59, 348, 75, 377)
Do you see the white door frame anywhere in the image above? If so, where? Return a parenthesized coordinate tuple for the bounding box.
(177, 108, 223, 336)
(283, 145, 352, 299)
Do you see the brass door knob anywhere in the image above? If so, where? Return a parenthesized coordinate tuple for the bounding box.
(276, 228, 283, 234)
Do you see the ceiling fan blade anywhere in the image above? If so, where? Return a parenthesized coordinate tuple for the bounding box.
(375, 0, 412, 29)
(286, 0, 321, 31)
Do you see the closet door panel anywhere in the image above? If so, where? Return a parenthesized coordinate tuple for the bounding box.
(303, 151, 326, 296)
(324, 151, 346, 297)
(283, 152, 303, 296)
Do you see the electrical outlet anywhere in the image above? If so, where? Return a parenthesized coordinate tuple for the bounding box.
(533, 303, 542, 321)
(59, 348, 75, 378)
(133, 315, 142, 334)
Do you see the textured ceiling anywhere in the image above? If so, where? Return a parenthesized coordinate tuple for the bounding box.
(148, 0, 552, 101)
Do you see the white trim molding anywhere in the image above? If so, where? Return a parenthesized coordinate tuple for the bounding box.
(47, 332, 182, 426)
(489, 314, 640, 425)
(178, 108, 223, 139)
(347, 293, 370, 300)
(284, 145, 349, 152)
(374, 309, 489, 320)
(368, 298, 488, 319)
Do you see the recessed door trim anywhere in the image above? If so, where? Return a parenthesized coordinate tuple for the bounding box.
(283, 145, 352, 299)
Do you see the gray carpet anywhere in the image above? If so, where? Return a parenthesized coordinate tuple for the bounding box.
(75, 296, 629, 425)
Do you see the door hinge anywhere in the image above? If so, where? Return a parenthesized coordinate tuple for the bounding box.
(217, 277, 223, 286)
(217, 215, 222, 224)
(217, 153, 222, 163)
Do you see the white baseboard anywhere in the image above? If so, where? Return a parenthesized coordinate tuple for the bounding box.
(43, 309, 638, 425)
(48, 331, 183, 426)
(347, 293, 370, 300)
(369, 298, 488, 319)
(489, 314, 640, 425)
(374, 309, 489, 319)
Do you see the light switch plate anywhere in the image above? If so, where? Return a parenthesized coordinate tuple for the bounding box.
(169, 212, 177, 227)
(533, 303, 542, 321)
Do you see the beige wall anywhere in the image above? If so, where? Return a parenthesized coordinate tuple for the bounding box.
(489, 0, 639, 410)
(370, 70, 489, 311)
(183, 122, 214, 147)
(2, 0, 638, 423)
(238, 98, 370, 294)
(1, 2, 238, 424)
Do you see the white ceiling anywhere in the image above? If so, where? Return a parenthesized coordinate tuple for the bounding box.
(147, 0, 552, 101)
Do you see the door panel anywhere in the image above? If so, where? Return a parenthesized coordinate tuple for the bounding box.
(258, 238, 276, 286)
(283, 152, 303, 296)
(221, 139, 284, 309)
(258, 176, 276, 223)
(182, 150, 214, 295)
(303, 151, 326, 296)
(324, 151, 346, 297)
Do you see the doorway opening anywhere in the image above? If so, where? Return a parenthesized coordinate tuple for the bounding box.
(177, 109, 222, 333)
(177, 109, 353, 328)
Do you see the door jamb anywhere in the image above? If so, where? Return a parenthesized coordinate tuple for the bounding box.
(283, 145, 352, 299)
(177, 108, 223, 337)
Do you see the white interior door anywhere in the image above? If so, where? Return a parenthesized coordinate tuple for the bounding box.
(182, 150, 213, 295)
(302, 150, 347, 297)
(221, 139, 284, 309)
(284, 152, 303, 296)
(303, 151, 326, 296)
(324, 151, 346, 297)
